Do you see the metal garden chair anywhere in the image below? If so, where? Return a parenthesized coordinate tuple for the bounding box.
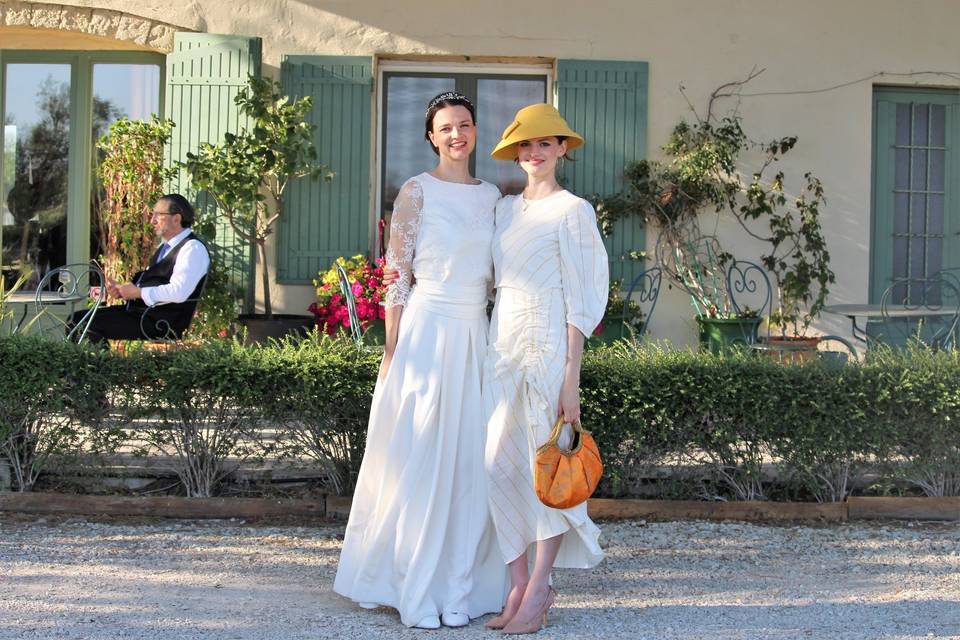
(336, 263, 364, 347)
(870, 276, 960, 351)
(624, 266, 663, 339)
(31, 263, 106, 343)
(724, 259, 771, 347)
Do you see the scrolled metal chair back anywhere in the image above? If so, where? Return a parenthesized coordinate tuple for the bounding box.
(726, 260, 772, 318)
(139, 274, 208, 343)
(624, 266, 663, 339)
(33, 263, 106, 342)
(879, 275, 960, 350)
(336, 263, 363, 347)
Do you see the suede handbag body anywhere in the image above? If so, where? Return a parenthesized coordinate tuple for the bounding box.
(534, 417, 603, 509)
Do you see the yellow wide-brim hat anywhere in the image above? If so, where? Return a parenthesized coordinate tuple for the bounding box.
(490, 103, 585, 160)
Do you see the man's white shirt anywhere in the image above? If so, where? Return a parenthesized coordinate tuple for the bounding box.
(140, 228, 210, 307)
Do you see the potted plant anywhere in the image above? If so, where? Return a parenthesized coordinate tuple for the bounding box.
(597, 109, 762, 352)
(739, 144, 834, 362)
(597, 70, 832, 356)
(589, 279, 647, 345)
(310, 255, 386, 343)
(184, 76, 333, 343)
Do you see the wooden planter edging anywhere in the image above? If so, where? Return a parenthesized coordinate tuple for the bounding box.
(847, 496, 960, 521)
(1, 493, 958, 522)
(587, 499, 848, 522)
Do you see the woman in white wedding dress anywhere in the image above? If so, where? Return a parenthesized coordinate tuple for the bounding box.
(333, 92, 508, 629)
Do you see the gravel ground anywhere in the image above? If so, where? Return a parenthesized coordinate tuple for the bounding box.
(1, 515, 959, 640)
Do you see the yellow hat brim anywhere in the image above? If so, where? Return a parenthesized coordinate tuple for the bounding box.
(490, 104, 585, 160)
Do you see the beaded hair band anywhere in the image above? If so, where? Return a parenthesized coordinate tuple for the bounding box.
(425, 91, 474, 116)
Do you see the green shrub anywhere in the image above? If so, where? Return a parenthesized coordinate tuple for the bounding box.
(0, 337, 115, 491)
(264, 332, 380, 495)
(117, 340, 283, 498)
(2, 335, 958, 500)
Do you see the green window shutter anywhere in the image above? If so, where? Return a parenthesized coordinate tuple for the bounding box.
(164, 33, 262, 311)
(278, 56, 373, 283)
(556, 59, 648, 285)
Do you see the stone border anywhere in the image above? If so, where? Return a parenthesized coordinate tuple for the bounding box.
(0, 1, 185, 52)
(4, 493, 958, 523)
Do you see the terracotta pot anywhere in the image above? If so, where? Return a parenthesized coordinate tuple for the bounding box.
(762, 336, 821, 364)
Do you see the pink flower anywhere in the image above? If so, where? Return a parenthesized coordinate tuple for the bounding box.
(341, 316, 352, 328)
(366, 277, 378, 289)
(372, 292, 381, 303)
(378, 305, 386, 320)
(593, 323, 604, 336)
(352, 282, 363, 296)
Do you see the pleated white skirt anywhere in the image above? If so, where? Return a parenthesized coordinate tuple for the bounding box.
(483, 286, 604, 569)
(334, 280, 509, 626)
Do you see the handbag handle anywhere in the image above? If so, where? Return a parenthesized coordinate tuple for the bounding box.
(543, 416, 590, 455)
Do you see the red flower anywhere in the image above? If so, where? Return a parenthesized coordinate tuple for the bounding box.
(593, 323, 604, 336)
(378, 304, 386, 320)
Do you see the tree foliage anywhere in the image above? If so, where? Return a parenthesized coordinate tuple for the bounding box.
(183, 77, 334, 318)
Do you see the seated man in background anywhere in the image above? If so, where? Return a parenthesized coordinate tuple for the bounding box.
(72, 193, 210, 346)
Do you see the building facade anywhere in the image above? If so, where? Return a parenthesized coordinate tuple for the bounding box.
(2, 0, 958, 346)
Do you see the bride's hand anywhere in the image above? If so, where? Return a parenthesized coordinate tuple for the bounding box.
(382, 267, 400, 287)
(378, 351, 393, 382)
(557, 375, 581, 424)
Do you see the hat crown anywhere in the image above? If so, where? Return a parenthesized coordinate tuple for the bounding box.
(491, 102, 584, 160)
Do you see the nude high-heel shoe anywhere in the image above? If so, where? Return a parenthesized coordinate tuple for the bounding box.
(501, 586, 556, 635)
(485, 585, 526, 630)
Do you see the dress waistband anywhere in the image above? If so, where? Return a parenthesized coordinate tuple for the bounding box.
(407, 279, 488, 319)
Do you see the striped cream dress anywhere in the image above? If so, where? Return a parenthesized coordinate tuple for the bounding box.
(483, 190, 608, 568)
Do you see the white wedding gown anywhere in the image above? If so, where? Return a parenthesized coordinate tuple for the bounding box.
(334, 173, 509, 626)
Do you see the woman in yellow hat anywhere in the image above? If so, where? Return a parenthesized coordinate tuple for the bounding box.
(482, 103, 608, 634)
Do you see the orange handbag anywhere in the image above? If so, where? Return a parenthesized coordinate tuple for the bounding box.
(534, 417, 603, 509)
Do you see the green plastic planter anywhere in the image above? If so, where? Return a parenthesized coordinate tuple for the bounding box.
(696, 315, 763, 354)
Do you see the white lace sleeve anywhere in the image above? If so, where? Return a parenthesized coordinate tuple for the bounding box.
(384, 179, 424, 308)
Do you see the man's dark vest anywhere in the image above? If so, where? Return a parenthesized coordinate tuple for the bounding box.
(130, 232, 208, 334)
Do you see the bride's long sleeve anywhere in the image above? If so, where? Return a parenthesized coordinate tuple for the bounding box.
(383, 178, 424, 308)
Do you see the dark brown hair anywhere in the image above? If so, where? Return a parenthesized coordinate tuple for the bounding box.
(158, 193, 196, 227)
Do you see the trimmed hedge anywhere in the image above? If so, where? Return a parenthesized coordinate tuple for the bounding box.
(0, 336, 957, 500)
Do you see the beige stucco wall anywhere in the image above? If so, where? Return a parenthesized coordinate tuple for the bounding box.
(8, 0, 960, 346)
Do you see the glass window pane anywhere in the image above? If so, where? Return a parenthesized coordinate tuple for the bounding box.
(912, 103, 929, 146)
(895, 103, 911, 147)
(930, 149, 945, 192)
(910, 149, 928, 190)
(92, 64, 160, 139)
(2, 64, 71, 288)
(893, 192, 909, 235)
(928, 194, 945, 235)
(894, 147, 909, 190)
(909, 194, 926, 236)
(475, 78, 547, 195)
(382, 75, 454, 218)
(91, 64, 161, 261)
(892, 236, 908, 280)
(930, 104, 946, 147)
